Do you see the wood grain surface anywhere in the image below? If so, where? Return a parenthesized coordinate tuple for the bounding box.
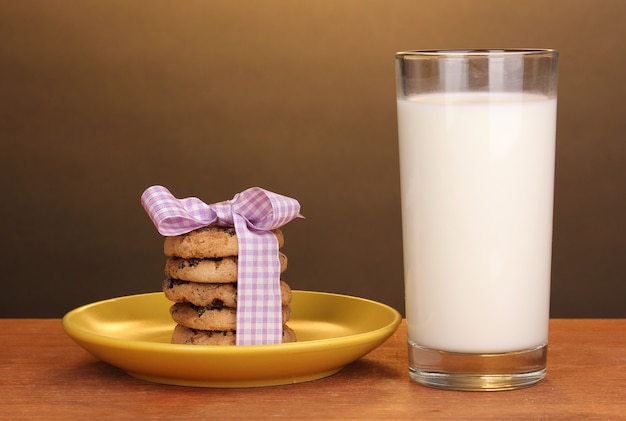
(1, 319, 625, 419)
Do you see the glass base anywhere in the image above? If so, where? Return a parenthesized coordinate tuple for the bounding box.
(408, 341, 547, 391)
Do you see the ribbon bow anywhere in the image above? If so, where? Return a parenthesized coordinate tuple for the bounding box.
(141, 185, 302, 345)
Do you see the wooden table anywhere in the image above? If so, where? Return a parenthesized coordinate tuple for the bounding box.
(2, 319, 625, 419)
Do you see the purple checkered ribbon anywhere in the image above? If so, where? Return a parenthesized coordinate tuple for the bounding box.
(141, 185, 302, 345)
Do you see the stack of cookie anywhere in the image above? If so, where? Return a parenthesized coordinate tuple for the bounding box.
(161, 224, 296, 345)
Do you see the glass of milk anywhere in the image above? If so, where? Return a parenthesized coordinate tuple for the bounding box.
(395, 49, 559, 390)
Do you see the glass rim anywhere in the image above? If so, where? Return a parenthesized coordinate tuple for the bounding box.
(396, 48, 558, 58)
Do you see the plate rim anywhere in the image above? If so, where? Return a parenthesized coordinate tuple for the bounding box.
(62, 290, 402, 353)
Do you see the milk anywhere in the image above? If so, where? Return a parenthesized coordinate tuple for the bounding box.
(397, 93, 557, 353)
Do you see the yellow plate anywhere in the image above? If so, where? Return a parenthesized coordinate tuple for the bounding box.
(62, 290, 402, 387)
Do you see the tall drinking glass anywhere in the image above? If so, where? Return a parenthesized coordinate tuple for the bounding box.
(395, 49, 559, 390)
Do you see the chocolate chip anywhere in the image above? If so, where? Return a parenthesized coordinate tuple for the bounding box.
(166, 278, 189, 288)
(194, 305, 206, 317)
(188, 258, 201, 267)
(210, 299, 225, 309)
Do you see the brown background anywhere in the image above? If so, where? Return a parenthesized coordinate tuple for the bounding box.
(1, 0, 624, 317)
